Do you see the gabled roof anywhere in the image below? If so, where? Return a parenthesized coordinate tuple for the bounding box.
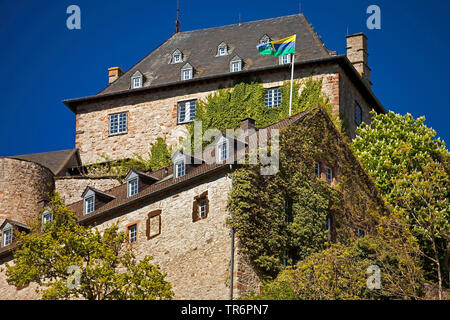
(81, 186, 116, 200)
(0, 219, 30, 231)
(7, 149, 81, 176)
(97, 14, 331, 96)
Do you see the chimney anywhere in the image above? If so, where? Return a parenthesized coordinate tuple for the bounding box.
(240, 118, 255, 132)
(108, 67, 123, 84)
(346, 33, 372, 87)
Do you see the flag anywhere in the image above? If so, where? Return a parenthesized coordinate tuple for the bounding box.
(256, 35, 296, 57)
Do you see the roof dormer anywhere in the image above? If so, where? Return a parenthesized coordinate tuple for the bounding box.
(230, 55, 242, 73)
(1, 219, 30, 248)
(259, 34, 271, 44)
(131, 70, 144, 89)
(181, 63, 193, 80)
(125, 169, 159, 198)
(172, 150, 187, 179)
(171, 49, 183, 64)
(81, 187, 115, 215)
(217, 42, 228, 56)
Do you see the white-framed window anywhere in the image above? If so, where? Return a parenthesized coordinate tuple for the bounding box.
(260, 34, 271, 44)
(326, 168, 333, 185)
(315, 163, 321, 177)
(42, 210, 53, 225)
(217, 138, 228, 162)
(128, 178, 138, 197)
(230, 60, 241, 72)
(177, 99, 197, 124)
(173, 53, 182, 63)
(199, 199, 207, 218)
(218, 43, 228, 56)
(131, 76, 142, 89)
(85, 195, 95, 214)
(279, 54, 292, 65)
(109, 112, 127, 135)
(355, 101, 362, 126)
(181, 64, 193, 81)
(128, 224, 137, 244)
(172, 50, 183, 64)
(175, 160, 186, 178)
(265, 88, 282, 108)
(2, 225, 13, 247)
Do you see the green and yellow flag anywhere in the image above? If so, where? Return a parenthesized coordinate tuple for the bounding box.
(256, 35, 296, 57)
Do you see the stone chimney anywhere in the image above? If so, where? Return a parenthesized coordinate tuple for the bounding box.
(240, 118, 255, 132)
(346, 33, 372, 87)
(108, 67, 124, 84)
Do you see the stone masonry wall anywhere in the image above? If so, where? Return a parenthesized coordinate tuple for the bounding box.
(92, 173, 234, 300)
(0, 158, 54, 226)
(0, 255, 41, 300)
(75, 64, 342, 164)
(55, 176, 121, 205)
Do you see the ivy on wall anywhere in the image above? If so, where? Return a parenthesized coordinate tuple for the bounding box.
(228, 108, 387, 278)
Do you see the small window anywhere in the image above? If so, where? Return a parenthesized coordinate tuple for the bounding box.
(128, 178, 138, 197)
(285, 198, 293, 223)
(181, 64, 193, 81)
(85, 196, 95, 214)
(326, 168, 333, 185)
(175, 160, 185, 178)
(355, 102, 363, 126)
(2, 226, 12, 247)
(279, 54, 292, 65)
(260, 34, 271, 44)
(314, 163, 321, 177)
(177, 99, 197, 124)
(131, 76, 142, 89)
(42, 210, 53, 225)
(218, 43, 228, 56)
(128, 224, 137, 244)
(172, 50, 183, 64)
(109, 112, 127, 135)
(230, 60, 241, 72)
(199, 199, 207, 218)
(217, 138, 228, 162)
(265, 88, 282, 108)
(193, 192, 209, 222)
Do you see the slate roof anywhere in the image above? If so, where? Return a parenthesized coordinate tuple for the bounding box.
(7, 149, 81, 176)
(100, 14, 331, 95)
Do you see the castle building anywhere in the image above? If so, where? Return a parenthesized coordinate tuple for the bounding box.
(0, 14, 387, 300)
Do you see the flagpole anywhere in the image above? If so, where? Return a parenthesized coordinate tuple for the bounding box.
(289, 36, 296, 117)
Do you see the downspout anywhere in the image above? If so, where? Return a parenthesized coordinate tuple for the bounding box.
(229, 164, 235, 300)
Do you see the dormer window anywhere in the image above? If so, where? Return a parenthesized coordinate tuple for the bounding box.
(85, 196, 95, 214)
(230, 56, 242, 73)
(217, 136, 229, 162)
(279, 54, 292, 65)
(131, 71, 143, 89)
(260, 34, 271, 44)
(217, 42, 228, 56)
(1, 223, 13, 247)
(42, 210, 53, 225)
(181, 63, 193, 80)
(126, 171, 139, 198)
(173, 151, 186, 179)
(171, 49, 183, 64)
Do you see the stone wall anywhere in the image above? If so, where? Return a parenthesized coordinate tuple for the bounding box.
(0, 255, 41, 299)
(55, 176, 121, 205)
(75, 64, 343, 164)
(0, 158, 54, 226)
(92, 173, 234, 300)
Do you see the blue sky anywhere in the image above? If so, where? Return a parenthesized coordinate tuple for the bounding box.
(0, 0, 449, 156)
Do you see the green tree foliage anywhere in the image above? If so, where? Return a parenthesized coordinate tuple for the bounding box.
(146, 137, 173, 171)
(353, 111, 450, 298)
(4, 194, 173, 300)
(248, 235, 424, 300)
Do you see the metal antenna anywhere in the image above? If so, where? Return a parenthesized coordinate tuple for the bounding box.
(239, 13, 241, 25)
(175, 0, 181, 33)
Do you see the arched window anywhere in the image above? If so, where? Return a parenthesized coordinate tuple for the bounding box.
(355, 102, 363, 126)
(217, 42, 228, 56)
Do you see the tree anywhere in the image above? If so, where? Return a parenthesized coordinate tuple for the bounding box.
(147, 137, 173, 171)
(5, 194, 173, 300)
(353, 111, 450, 299)
(248, 235, 425, 300)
